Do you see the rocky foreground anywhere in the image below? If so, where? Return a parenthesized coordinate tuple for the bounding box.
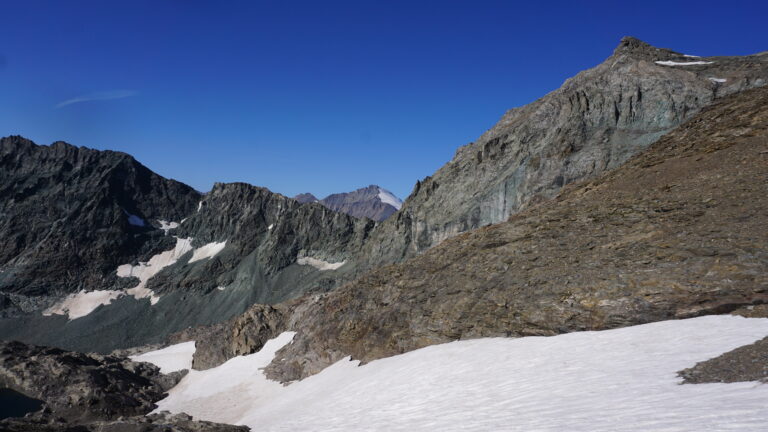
(183, 85, 768, 382)
(0, 340, 246, 431)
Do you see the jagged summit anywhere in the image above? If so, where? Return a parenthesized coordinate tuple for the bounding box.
(611, 36, 682, 60)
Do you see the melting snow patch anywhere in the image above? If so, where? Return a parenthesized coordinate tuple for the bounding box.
(189, 241, 227, 263)
(655, 60, 714, 66)
(296, 256, 346, 271)
(709, 77, 727, 83)
(377, 188, 403, 210)
(43, 290, 123, 320)
(156, 316, 768, 431)
(131, 341, 196, 374)
(158, 220, 179, 234)
(117, 237, 194, 305)
(154, 332, 296, 421)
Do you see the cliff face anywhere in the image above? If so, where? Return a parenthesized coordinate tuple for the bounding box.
(0, 136, 200, 303)
(189, 86, 768, 381)
(357, 37, 768, 269)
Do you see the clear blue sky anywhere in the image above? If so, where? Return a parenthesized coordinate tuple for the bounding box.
(1, 1, 766, 199)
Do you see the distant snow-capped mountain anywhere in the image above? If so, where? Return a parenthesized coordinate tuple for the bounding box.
(294, 185, 403, 221)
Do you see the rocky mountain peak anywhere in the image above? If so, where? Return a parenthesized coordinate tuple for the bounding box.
(294, 193, 319, 204)
(317, 185, 402, 221)
(610, 36, 684, 63)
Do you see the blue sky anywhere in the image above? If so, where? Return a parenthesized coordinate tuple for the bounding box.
(1, 1, 766, 199)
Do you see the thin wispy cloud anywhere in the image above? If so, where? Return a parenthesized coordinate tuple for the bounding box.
(56, 90, 137, 108)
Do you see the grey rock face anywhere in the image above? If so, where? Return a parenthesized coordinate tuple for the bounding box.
(0, 136, 200, 302)
(161, 182, 375, 303)
(356, 37, 768, 268)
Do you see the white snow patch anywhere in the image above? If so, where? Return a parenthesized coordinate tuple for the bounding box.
(131, 341, 196, 374)
(189, 241, 227, 263)
(197, 201, 203, 212)
(156, 316, 768, 431)
(377, 188, 403, 210)
(267, 224, 274, 230)
(216, 286, 226, 291)
(296, 256, 346, 271)
(43, 290, 123, 320)
(117, 237, 194, 305)
(709, 77, 727, 83)
(155, 332, 296, 421)
(126, 212, 145, 227)
(655, 60, 714, 66)
(158, 220, 179, 234)
(683, 54, 701, 58)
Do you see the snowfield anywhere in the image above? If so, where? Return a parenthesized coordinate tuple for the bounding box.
(655, 60, 715, 66)
(149, 315, 768, 431)
(377, 187, 403, 210)
(42, 290, 123, 319)
(296, 256, 346, 271)
(48, 235, 230, 319)
(131, 341, 196, 373)
(117, 237, 194, 305)
(189, 241, 227, 263)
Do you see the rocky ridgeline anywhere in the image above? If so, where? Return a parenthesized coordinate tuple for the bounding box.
(151, 181, 375, 303)
(355, 37, 768, 269)
(0, 136, 200, 309)
(185, 86, 768, 381)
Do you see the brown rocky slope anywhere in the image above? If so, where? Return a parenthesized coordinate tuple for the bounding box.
(188, 85, 768, 382)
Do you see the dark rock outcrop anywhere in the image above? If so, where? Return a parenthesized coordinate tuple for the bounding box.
(0, 340, 182, 422)
(679, 336, 768, 384)
(0, 411, 249, 431)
